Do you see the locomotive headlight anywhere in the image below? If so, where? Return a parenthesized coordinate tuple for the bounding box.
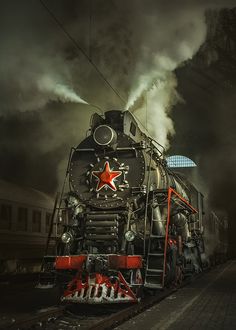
(125, 230, 135, 242)
(61, 232, 73, 244)
(93, 125, 117, 146)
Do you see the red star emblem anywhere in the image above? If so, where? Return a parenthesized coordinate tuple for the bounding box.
(92, 161, 122, 191)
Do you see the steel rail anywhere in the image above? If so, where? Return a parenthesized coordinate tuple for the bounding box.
(5, 305, 66, 329)
(4, 269, 212, 330)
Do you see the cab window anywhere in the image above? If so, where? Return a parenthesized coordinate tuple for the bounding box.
(130, 122, 136, 136)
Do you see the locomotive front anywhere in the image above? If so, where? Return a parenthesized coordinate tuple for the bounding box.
(44, 110, 204, 303)
(67, 110, 159, 255)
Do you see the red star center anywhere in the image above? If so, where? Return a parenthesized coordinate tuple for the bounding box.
(92, 161, 122, 192)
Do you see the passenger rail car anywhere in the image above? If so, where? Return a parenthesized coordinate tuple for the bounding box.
(0, 180, 54, 273)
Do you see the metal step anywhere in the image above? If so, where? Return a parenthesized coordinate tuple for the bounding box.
(145, 272, 163, 281)
(150, 235, 165, 238)
(151, 220, 166, 222)
(146, 269, 163, 273)
(145, 274, 162, 277)
(148, 253, 164, 256)
(144, 283, 163, 289)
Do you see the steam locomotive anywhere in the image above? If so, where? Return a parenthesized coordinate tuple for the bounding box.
(41, 110, 207, 303)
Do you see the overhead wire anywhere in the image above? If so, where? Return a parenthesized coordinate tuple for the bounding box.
(39, 0, 126, 105)
(39, 0, 166, 148)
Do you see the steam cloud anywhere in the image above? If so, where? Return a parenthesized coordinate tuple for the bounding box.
(37, 76, 88, 105)
(124, 1, 236, 149)
(0, 0, 235, 197)
(126, 3, 208, 149)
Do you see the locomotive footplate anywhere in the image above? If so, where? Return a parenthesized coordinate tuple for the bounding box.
(55, 254, 142, 271)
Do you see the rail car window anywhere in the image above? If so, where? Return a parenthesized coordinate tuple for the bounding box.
(32, 210, 41, 232)
(130, 122, 136, 136)
(17, 207, 28, 231)
(0, 204, 12, 230)
(45, 212, 52, 233)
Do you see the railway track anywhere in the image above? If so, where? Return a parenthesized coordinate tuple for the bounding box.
(4, 287, 175, 330)
(4, 272, 207, 330)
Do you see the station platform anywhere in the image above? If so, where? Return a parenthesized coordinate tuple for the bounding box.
(116, 260, 236, 330)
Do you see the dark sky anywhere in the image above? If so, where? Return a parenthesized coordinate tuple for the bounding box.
(1, 1, 236, 254)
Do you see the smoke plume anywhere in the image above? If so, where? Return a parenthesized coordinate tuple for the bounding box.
(132, 73, 181, 148)
(0, 0, 235, 195)
(124, 1, 236, 148)
(37, 76, 88, 105)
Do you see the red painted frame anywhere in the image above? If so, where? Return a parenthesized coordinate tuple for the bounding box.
(55, 255, 142, 270)
(162, 187, 197, 286)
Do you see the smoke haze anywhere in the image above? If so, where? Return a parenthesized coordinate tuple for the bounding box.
(0, 1, 236, 210)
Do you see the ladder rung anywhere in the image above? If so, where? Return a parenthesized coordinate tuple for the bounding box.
(147, 269, 163, 273)
(145, 273, 162, 278)
(148, 253, 164, 256)
(152, 220, 166, 222)
(150, 235, 165, 238)
(146, 274, 162, 278)
(144, 283, 163, 289)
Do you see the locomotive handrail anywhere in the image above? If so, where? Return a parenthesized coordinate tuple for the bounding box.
(148, 137, 165, 158)
(162, 187, 198, 287)
(75, 148, 95, 151)
(75, 146, 146, 152)
(42, 192, 60, 271)
(131, 112, 165, 156)
(143, 145, 154, 255)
